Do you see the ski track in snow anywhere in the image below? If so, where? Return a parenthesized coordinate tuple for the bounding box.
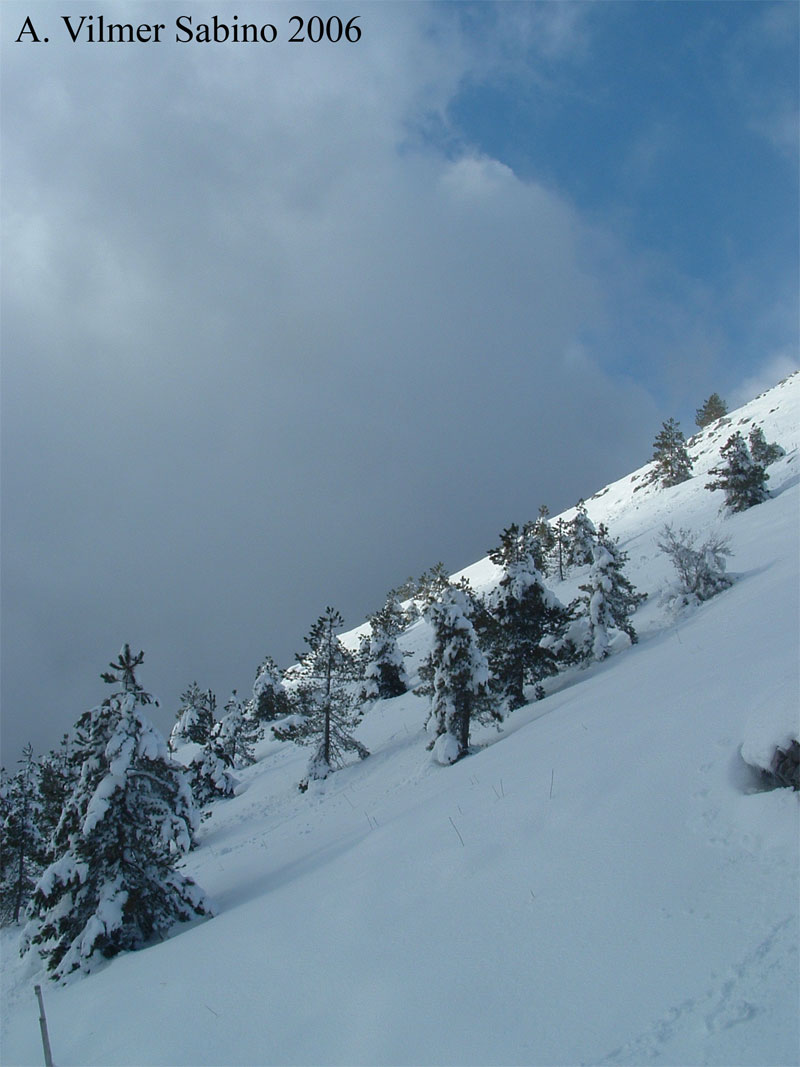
(598, 915, 798, 1065)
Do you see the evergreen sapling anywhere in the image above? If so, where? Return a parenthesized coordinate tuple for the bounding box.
(706, 432, 769, 511)
(649, 418, 693, 487)
(362, 595, 408, 701)
(571, 524, 646, 662)
(273, 608, 368, 786)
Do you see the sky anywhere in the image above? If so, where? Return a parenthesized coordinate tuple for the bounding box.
(1, 1, 798, 763)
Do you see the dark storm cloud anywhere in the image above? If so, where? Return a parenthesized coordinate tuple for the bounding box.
(3, 2, 784, 760)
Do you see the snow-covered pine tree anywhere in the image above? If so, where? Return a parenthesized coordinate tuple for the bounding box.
(0, 746, 46, 925)
(210, 691, 258, 769)
(414, 562, 452, 603)
(420, 580, 501, 763)
(362, 595, 408, 701)
(550, 517, 569, 581)
(748, 425, 785, 468)
(484, 524, 568, 710)
(37, 735, 76, 857)
(706, 432, 769, 511)
(571, 524, 646, 662)
(695, 393, 728, 428)
(273, 608, 368, 785)
(251, 655, 292, 724)
(419, 582, 500, 764)
(650, 418, 693, 487)
(22, 646, 209, 980)
(187, 731, 238, 807)
(657, 525, 733, 606)
(565, 501, 597, 569)
(524, 505, 555, 574)
(354, 631, 371, 683)
(169, 682, 215, 750)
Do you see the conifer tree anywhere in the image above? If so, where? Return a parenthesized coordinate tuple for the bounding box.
(419, 583, 500, 764)
(22, 646, 209, 980)
(0, 746, 46, 925)
(748, 425, 785, 468)
(37, 735, 76, 860)
(650, 418, 693, 487)
(415, 562, 452, 603)
(525, 505, 555, 574)
(362, 595, 408, 701)
(273, 609, 368, 785)
(550, 517, 569, 581)
(572, 524, 646, 662)
(706, 432, 769, 511)
(210, 691, 257, 769)
(695, 393, 728, 428)
(187, 733, 238, 807)
(251, 655, 292, 723)
(169, 683, 215, 750)
(565, 501, 597, 569)
(483, 525, 568, 709)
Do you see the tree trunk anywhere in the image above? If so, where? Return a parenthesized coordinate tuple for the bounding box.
(458, 693, 471, 758)
(14, 841, 26, 924)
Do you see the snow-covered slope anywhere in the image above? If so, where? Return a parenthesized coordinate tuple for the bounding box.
(2, 375, 798, 1067)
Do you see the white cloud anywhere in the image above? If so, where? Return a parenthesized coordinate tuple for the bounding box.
(731, 352, 800, 409)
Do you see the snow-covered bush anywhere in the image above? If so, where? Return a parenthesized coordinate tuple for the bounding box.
(657, 525, 733, 607)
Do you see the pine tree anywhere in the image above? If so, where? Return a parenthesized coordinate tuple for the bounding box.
(650, 418, 693, 487)
(565, 501, 597, 569)
(169, 683, 215, 750)
(273, 609, 368, 785)
(550, 517, 569, 581)
(706, 432, 769, 511)
(187, 732, 238, 807)
(251, 655, 292, 723)
(524, 505, 555, 574)
(484, 525, 568, 709)
(572, 524, 646, 661)
(415, 562, 452, 603)
(748, 425, 785, 468)
(657, 525, 733, 606)
(362, 595, 408, 701)
(210, 691, 257, 769)
(419, 583, 500, 764)
(37, 735, 76, 859)
(22, 646, 209, 980)
(0, 746, 46, 925)
(695, 393, 728, 428)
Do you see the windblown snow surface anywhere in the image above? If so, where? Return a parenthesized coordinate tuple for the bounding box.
(2, 375, 798, 1066)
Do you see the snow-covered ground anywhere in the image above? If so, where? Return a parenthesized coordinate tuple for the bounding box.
(2, 375, 798, 1066)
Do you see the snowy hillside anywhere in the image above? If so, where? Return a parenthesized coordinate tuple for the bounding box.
(2, 375, 798, 1066)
